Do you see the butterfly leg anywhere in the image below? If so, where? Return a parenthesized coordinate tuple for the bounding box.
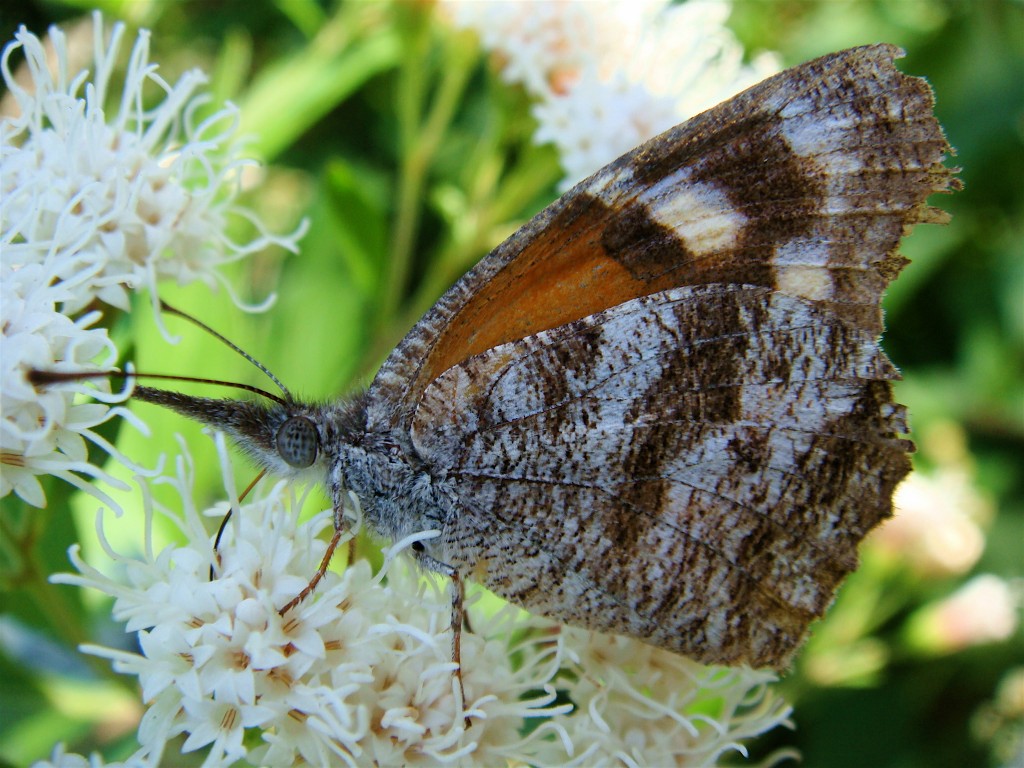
(278, 527, 343, 616)
(450, 568, 471, 728)
(416, 550, 471, 726)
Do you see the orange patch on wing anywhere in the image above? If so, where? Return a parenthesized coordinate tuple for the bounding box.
(422, 195, 688, 384)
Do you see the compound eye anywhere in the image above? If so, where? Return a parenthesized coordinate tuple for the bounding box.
(276, 416, 319, 468)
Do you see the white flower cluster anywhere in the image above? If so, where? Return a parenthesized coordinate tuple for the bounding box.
(559, 628, 793, 766)
(443, 0, 778, 188)
(50, 436, 791, 767)
(0, 14, 304, 507)
(0, 262, 144, 506)
(1, 13, 301, 314)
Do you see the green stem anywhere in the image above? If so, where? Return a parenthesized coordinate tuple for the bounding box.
(399, 149, 561, 334)
(1, 499, 134, 692)
(239, 3, 398, 162)
(22, 549, 136, 692)
(382, 24, 477, 323)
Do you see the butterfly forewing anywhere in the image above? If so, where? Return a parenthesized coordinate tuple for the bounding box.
(410, 285, 910, 667)
(367, 43, 956, 433)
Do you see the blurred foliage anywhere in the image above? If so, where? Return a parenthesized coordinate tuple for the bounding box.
(1, 1, 1021, 766)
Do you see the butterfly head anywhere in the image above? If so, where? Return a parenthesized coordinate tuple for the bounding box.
(132, 385, 326, 480)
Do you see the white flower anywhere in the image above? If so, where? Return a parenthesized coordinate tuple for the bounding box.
(0, 262, 146, 508)
(443, 0, 778, 188)
(559, 629, 792, 766)
(55, 434, 792, 765)
(0, 12, 305, 316)
(531, 72, 682, 189)
(443, 0, 658, 95)
(56, 436, 571, 767)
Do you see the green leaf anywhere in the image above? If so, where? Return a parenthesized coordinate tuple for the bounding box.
(238, 11, 401, 162)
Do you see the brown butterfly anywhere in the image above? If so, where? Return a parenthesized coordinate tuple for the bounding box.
(78, 44, 960, 673)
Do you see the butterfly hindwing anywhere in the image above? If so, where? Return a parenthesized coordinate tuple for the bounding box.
(410, 285, 911, 667)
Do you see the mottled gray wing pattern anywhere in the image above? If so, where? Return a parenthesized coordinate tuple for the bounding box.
(411, 284, 910, 668)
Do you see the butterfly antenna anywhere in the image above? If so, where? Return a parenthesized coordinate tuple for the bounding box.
(28, 368, 288, 406)
(160, 300, 291, 399)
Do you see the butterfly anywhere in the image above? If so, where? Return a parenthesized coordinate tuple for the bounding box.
(124, 43, 958, 672)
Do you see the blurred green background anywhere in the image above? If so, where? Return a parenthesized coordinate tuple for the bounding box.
(1, 1, 1021, 766)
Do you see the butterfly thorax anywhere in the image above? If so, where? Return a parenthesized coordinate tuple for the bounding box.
(317, 397, 459, 570)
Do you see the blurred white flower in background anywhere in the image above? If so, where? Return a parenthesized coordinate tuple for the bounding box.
(31, 743, 123, 768)
(443, 0, 778, 188)
(875, 422, 994, 578)
(881, 468, 989, 576)
(908, 574, 1020, 655)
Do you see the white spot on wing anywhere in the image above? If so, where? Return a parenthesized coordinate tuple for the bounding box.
(776, 264, 833, 302)
(779, 94, 863, 176)
(640, 172, 746, 256)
